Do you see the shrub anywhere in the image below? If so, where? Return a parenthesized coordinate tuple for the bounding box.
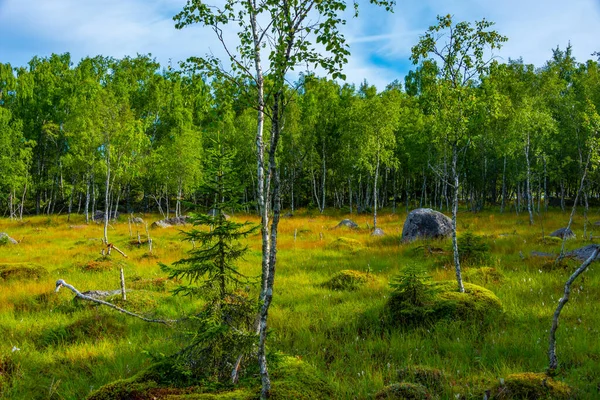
(387, 265, 437, 324)
(457, 232, 490, 264)
(321, 270, 374, 290)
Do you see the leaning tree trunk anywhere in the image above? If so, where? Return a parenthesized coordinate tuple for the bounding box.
(548, 245, 599, 372)
(451, 143, 465, 293)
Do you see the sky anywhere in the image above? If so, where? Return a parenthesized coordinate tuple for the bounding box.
(1, 0, 599, 90)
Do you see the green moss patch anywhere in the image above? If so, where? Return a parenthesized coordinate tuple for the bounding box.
(491, 372, 572, 399)
(0, 263, 48, 282)
(326, 237, 363, 252)
(87, 355, 335, 400)
(536, 236, 563, 245)
(396, 365, 446, 391)
(78, 259, 128, 273)
(375, 382, 431, 399)
(464, 267, 504, 284)
(39, 314, 126, 348)
(387, 281, 503, 326)
(321, 270, 374, 290)
(128, 277, 175, 292)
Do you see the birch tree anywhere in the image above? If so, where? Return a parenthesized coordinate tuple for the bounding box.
(411, 15, 507, 292)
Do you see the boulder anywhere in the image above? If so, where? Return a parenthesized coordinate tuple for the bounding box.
(151, 216, 190, 228)
(336, 219, 359, 229)
(93, 210, 120, 221)
(566, 244, 600, 262)
(549, 227, 576, 240)
(401, 208, 452, 242)
(0, 232, 18, 245)
(371, 227, 385, 236)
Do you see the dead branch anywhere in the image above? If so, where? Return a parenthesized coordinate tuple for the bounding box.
(54, 279, 174, 325)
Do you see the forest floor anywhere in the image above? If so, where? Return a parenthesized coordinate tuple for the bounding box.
(1, 208, 599, 399)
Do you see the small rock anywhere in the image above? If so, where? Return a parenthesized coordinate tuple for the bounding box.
(549, 227, 576, 240)
(131, 217, 144, 224)
(371, 227, 385, 236)
(336, 219, 359, 229)
(0, 232, 18, 245)
(151, 216, 190, 228)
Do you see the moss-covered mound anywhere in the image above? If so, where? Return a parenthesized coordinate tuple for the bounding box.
(78, 259, 129, 273)
(491, 372, 572, 399)
(396, 365, 446, 391)
(464, 267, 503, 284)
(0, 263, 48, 282)
(326, 237, 363, 252)
(321, 269, 374, 290)
(375, 382, 431, 399)
(128, 277, 175, 292)
(387, 281, 503, 325)
(536, 236, 563, 245)
(39, 314, 126, 348)
(87, 355, 335, 400)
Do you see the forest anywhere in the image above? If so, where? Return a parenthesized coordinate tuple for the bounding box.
(1, 4, 600, 400)
(1, 45, 599, 222)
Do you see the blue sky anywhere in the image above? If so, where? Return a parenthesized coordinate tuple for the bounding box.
(1, 0, 599, 89)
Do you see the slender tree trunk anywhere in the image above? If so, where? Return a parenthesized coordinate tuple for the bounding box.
(85, 174, 90, 223)
(543, 155, 548, 212)
(373, 152, 380, 229)
(525, 133, 534, 225)
(104, 148, 110, 245)
(348, 177, 352, 214)
(321, 141, 326, 213)
(20, 181, 27, 220)
(451, 143, 465, 293)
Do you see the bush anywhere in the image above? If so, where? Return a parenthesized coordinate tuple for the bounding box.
(457, 232, 490, 264)
(321, 270, 374, 290)
(387, 266, 437, 324)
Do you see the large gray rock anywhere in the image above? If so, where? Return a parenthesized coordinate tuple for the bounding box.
(549, 227, 576, 240)
(566, 245, 600, 262)
(336, 219, 359, 229)
(0, 233, 17, 245)
(401, 208, 452, 242)
(371, 227, 385, 237)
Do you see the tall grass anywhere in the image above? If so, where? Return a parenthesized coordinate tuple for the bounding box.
(0, 209, 599, 398)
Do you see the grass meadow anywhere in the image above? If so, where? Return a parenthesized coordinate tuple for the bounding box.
(1, 208, 600, 399)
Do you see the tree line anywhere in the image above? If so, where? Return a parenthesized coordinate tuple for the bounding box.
(1, 46, 599, 221)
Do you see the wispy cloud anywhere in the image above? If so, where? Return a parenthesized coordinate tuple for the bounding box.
(1, 0, 599, 89)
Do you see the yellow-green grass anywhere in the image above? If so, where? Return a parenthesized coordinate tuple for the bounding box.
(0, 209, 599, 399)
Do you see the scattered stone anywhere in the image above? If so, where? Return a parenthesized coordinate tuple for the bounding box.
(283, 212, 294, 218)
(371, 227, 385, 236)
(93, 210, 120, 221)
(549, 227, 576, 240)
(131, 217, 144, 224)
(0, 232, 18, 245)
(594, 220, 600, 226)
(151, 216, 190, 228)
(566, 244, 600, 262)
(336, 219, 359, 229)
(401, 208, 452, 242)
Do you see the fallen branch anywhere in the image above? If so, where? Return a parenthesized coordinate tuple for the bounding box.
(54, 279, 174, 325)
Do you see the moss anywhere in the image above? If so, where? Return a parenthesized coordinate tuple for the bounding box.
(375, 382, 431, 399)
(491, 372, 572, 399)
(87, 355, 335, 400)
(39, 313, 126, 348)
(321, 269, 374, 290)
(0, 355, 18, 395)
(387, 281, 503, 325)
(0, 263, 48, 282)
(396, 365, 446, 391)
(129, 277, 175, 292)
(536, 236, 563, 245)
(464, 267, 504, 284)
(326, 237, 363, 252)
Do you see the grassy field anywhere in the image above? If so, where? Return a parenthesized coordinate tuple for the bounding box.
(1, 209, 600, 399)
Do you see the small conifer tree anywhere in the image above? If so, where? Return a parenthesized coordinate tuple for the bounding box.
(161, 133, 258, 383)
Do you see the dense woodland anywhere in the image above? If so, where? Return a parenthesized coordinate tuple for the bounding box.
(1, 45, 600, 221)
